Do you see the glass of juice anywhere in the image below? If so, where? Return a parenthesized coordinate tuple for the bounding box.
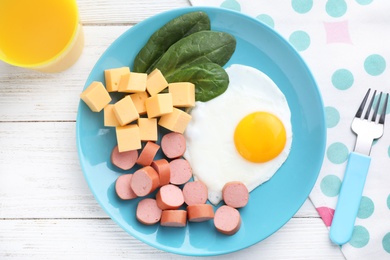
(0, 0, 84, 72)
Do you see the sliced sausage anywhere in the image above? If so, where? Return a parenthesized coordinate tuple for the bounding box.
(160, 210, 187, 227)
(130, 166, 160, 197)
(111, 145, 138, 170)
(115, 174, 138, 200)
(136, 198, 162, 225)
(136, 141, 160, 166)
(222, 181, 249, 208)
(182, 180, 208, 206)
(187, 204, 214, 222)
(151, 159, 170, 186)
(169, 158, 192, 185)
(214, 205, 241, 235)
(156, 184, 184, 210)
(161, 132, 186, 159)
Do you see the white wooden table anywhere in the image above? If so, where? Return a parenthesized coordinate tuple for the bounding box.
(0, 0, 345, 259)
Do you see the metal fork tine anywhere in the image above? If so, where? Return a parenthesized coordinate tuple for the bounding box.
(372, 92, 382, 122)
(356, 88, 371, 118)
(364, 90, 376, 120)
(379, 93, 389, 124)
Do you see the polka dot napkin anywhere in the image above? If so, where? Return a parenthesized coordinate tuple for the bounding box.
(189, 0, 390, 258)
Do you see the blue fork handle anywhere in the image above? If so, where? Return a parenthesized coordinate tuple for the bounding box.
(329, 152, 371, 245)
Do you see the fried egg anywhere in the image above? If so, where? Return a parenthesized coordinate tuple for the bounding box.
(184, 64, 292, 205)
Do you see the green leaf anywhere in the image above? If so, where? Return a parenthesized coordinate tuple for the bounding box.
(166, 63, 229, 102)
(133, 11, 210, 73)
(151, 31, 236, 76)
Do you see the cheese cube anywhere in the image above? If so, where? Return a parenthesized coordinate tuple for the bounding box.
(138, 118, 158, 141)
(115, 124, 141, 152)
(104, 104, 121, 127)
(168, 82, 195, 107)
(113, 95, 139, 126)
(130, 92, 149, 115)
(104, 67, 130, 92)
(158, 107, 192, 134)
(146, 68, 168, 96)
(118, 72, 147, 93)
(145, 93, 173, 118)
(80, 81, 111, 112)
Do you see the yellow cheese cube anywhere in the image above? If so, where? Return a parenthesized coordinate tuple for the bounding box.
(168, 82, 195, 107)
(118, 72, 147, 93)
(146, 68, 168, 96)
(80, 81, 112, 112)
(130, 92, 149, 115)
(113, 95, 139, 126)
(138, 118, 158, 141)
(104, 104, 121, 127)
(104, 67, 130, 92)
(115, 124, 141, 152)
(158, 107, 192, 134)
(145, 93, 173, 118)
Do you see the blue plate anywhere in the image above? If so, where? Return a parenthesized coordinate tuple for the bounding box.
(76, 7, 326, 256)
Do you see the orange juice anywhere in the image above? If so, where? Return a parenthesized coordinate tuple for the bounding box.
(0, 0, 83, 72)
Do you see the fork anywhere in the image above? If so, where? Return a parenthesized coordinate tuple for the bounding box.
(330, 88, 389, 245)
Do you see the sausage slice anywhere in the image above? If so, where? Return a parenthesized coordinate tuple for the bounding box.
(214, 205, 241, 235)
(187, 204, 214, 222)
(161, 132, 186, 159)
(182, 181, 208, 206)
(136, 141, 160, 166)
(169, 158, 192, 185)
(151, 159, 171, 186)
(160, 210, 187, 227)
(111, 145, 138, 170)
(130, 166, 160, 197)
(136, 198, 162, 225)
(156, 184, 184, 210)
(222, 181, 249, 208)
(115, 174, 138, 200)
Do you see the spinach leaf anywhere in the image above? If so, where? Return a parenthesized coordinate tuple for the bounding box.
(166, 63, 229, 102)
(132, 12, 236, 102)
(151, 31, 236, 76)
(133, 11, 210, 73)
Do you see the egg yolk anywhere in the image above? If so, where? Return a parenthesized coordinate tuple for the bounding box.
(234, 111, 286, 163)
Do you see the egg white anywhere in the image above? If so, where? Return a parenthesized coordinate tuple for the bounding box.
(184, 64, 293, 205)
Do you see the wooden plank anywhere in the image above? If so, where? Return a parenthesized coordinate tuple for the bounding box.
(0, 121, 318, 219)
(77, 0, 191, 24)
(0, 218, 343, 259)
(0, 121, 105, 218)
